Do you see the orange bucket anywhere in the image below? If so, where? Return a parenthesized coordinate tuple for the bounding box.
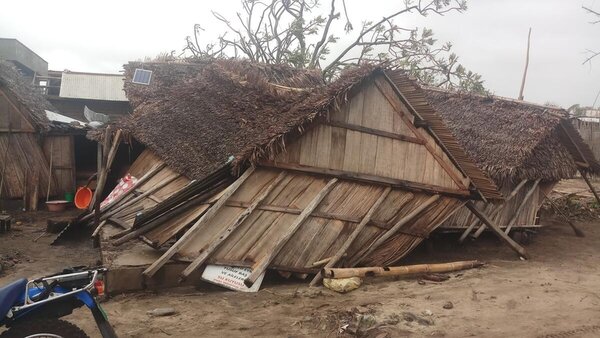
(74, 187, 93, 209)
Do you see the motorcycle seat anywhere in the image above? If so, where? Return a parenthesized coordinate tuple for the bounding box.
(0, 278, 27, 320)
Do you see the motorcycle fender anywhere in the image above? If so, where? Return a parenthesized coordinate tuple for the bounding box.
(74, 290, 97, 309)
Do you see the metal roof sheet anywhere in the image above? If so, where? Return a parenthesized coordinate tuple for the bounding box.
(59, 71, 128, 101)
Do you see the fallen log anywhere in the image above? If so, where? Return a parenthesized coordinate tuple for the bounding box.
(321, 260, 484, 279)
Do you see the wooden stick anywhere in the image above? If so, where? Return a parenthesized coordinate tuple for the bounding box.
(580, 170, 600, 206)
(105, 129, 122, 172)
(309, 186, 392, 287)
(542, 191, 585, 237)
(518, 27, 532, 100)
(462, 179, 528, 241)
(143, 166, 256, 278)
(99, 174, 180, 223)
(46, 138, 54, 202)
(465, 201, 529, 259)
(91, 220, 107, 238)
(350, 194, 441, 267)
(80, 163, 166, 222)
(180, 171, 287, 281)
(244, 178, 338, 288)
(503, 179, 541, 235)
(30, 169, 39, 211)
(322, 260, 484, 279)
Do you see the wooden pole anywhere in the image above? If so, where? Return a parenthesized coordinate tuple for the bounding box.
(518, 27, 532, 100)
(349, 194, 440, 267)
(46, 138, 54, 202)
(459, 179, 528, 243)
(503, 179, 541, 235)
(322, 260, 484, 279)
(465, 201, 529, 259)
(180, 171, 287, 281)
(580, 170, 600, 206)
(143, 166, 256, 278)
(244, 178, 338, 288)
(309, 186, 392, 287)
(30, 169, 39, 211)
(541, 191, 585, 237)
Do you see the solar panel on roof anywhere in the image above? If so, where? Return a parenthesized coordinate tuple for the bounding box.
(132, 69, 152, 85)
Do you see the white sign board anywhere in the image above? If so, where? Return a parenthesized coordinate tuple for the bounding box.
(201, 265, 265, 292)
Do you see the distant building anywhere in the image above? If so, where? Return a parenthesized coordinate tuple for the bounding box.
(42, 70, 131, 122)
(0, 38, 130, 122)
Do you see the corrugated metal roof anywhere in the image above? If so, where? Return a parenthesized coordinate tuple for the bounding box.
(59, 71, 128, 101)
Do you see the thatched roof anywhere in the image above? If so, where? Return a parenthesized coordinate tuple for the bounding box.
(424, 88, 600, 184)
(0, 59, 52, 130)
(118, 59, 501, 200)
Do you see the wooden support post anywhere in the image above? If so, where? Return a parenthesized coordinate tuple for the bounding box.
(465, 201, 529, 259)
(350, 194, 440, 267)
(244, 178, 339, 288)
(459, 179, 528, 243)
(322, 260, 484, 279)
(143, 166, 256, 278)
(180, 171, 287, 281)
(46, 138, 54, 202)
(503, 179, 541, 235)
(309, 186, 392, 287)
(580, 170, 600, 206)
(541, 191, 585, 237)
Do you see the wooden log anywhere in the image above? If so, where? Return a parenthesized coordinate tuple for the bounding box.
(29, 169, 40, 211)
(143, 166, 256, 278)
(244, 178, 339, 288)
(541, 191, 585, 237)
(350, 194, 440, 267)
(322, 260, 484, 279)
(180, 171, 287, 281)
(309, 186, 392, 287)
(465, 201, 529, 259)
(580, 170, 600, 206)
(503, 179, 541, 235)
(105, 129, 122, 172)
(459, 179, 528, 243)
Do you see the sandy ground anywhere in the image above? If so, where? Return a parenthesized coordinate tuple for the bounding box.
(1, 181, 600, 337)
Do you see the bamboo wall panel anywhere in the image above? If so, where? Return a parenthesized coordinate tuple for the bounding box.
(275, 81, 469, 191)
(171, 167, 465, 272)
(0, 133, 56, 199)
(573, 119, 600, 162)
(439, 180, 555, 230)
(0, 89, 35, 132)
(43, 135, 75, 195)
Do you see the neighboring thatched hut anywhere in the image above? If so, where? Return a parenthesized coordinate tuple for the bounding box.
(85, 60, 522, 291)
(0, 59, 90, 209)
(425, 88, 600, 238)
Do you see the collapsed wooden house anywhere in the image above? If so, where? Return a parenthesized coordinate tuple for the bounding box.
(0, 59, 91, 209)
(425, 89, 600, 239)
(86, 60, 546, 291)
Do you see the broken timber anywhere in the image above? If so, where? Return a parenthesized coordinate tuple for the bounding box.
(580, 170, 600, 206)
(322, 260, 484, 279)
(179, 171, 287, 281)
(503, 179, 541, 235)
(244, 177, 339, 288)
(143, 166, 256, 278)
(465, 201, 529, 259)
(309, 186, 392, 287)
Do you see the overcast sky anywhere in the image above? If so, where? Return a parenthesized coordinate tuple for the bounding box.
(1, 0, 599, 107)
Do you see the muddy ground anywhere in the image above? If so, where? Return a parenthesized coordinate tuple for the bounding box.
(1, 183, 600, 337)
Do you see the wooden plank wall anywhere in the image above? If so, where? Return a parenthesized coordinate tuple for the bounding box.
(175, 167, 462, 272)
(573, 119, 600, 162)
(43, 135, 75, 196)
(275, 79, 469, 191)
(0, 133, 56, 199)
(439, 180, 556, 230)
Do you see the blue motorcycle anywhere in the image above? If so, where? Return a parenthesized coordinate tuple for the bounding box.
(0, 267, 117, 338)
